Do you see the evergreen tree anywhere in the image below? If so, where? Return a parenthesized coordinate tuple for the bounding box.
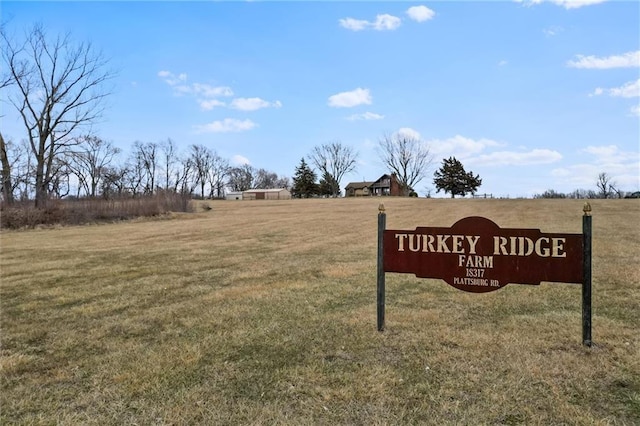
(433, 157, 482, 198)
(292, 158, 318, 198)
(318, 171, 339, 197)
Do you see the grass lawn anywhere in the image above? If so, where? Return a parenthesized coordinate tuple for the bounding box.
(1, 198, 639, 424)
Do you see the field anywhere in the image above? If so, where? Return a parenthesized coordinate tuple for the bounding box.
(1, 198, 639, 425)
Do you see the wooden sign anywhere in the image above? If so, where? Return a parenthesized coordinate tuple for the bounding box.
(376, 205, 593, 346)
(383, 216, 583, 293)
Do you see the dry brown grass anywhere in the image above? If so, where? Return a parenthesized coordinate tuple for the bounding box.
(1, 197, 639, 425)
(1, 193, 192, 229)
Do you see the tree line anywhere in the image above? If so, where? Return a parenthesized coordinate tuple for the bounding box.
(6, 23, 627, 207)
(534, 173, 637, 199)
(0, 24, 438, 205)
(1, 135, 295, 202)
(0, 24, 295, 204)
(291, 153, 484, 199)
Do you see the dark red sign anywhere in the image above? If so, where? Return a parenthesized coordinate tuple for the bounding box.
(383, 216, 583, 293)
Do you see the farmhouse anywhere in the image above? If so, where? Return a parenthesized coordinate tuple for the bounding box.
(345, 174, 403, 197)
(344, 181, 374, 197)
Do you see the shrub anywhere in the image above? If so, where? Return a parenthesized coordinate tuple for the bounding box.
(1, 192, 193, 229)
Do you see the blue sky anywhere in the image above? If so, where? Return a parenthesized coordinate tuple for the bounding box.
(1, 0, 639, 197)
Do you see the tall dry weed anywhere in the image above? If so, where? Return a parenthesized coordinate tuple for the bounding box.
(1, 192, 192, 229)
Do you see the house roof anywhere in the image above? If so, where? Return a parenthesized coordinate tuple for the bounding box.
(345, 181, 374, 190)
(371, 174, 397, 187)
(243, 188, 289, 193)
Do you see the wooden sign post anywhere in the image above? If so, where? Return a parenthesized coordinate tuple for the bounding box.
(376, 203, 593, 346)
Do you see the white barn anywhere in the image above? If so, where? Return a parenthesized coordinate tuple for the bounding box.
(242, 188, 291, 200)
(225, 191, 244, 200)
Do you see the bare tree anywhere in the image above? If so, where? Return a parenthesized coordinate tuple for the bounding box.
(0, 133, 15, 204)
(308, 141, 357, 197)
(131, 141, 158, 195)
(189, 144, 213, 198)
(227, 164, 255, 192)
(47, 157, 71, 199)
(207, 153, 229, 199)
(228, 166, 288, 191)
(275, 176, 290, 189)
(378, 133, 433, 196)
(101, 165, 129, 198)
(14, 139, 35, 201)
(66, 135, 120, 197)
(125, 152, 145, 196)
(596, 172, 616, 199)
(0, 27, 19, 205)
(254, 168, 279, 189)
(1, 24, 114, 207)
(174, 156, 194, 195)
(141, 141, 158, 194)
(611, 186, 624, 199)
(160, 138, 178, 191)
(0, 137, 31, 203)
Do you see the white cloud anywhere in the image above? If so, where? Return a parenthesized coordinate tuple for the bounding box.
(199, 99, 226, 110)
(397, 127, 421, 140)
(551, 145, 640, 189)
(346, 112, 384, 121)
(555, 0, 607, 8)
(582, 145, 617, 158)
(231, 155, 251, 165)
(472, 149, 562, 166)
(567, 51, 640, 69)
(406, 6, 435, 22)
(172, 85, 193, 96)
(429, 135, 504, 159)
(373, 14, 402, 31)
(428, 135, 562, 167)
(339, 9, 434, 31)
(582, 145, 636, 165)
(328, 88, 372, 108)
(158, 70, 234, 109)
(339, 14, 401, 31)
(550, 165, 600, 189)
(609, 79, 640, 98)
(159, 70, 283, 115)
(339, 17, 369, 31)
(158, 70, 187, 86)
(590, 79, 640, 98)
(631, 105, 640, 117)
(589, 87, 605, 97)
(193, 118, 257, 134)
(192, 83, 234, 98)
(498, 60, 508, 66)
(230, 97, 282, 111)
(517, 0, 608, 9)
(543, 26, 564, 37)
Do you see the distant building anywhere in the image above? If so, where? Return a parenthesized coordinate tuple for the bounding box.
(242, 188, 292, 200)
(225, 191, 244, 200)
(344, 181, 374, 197)
(344, 174, 403, 197)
